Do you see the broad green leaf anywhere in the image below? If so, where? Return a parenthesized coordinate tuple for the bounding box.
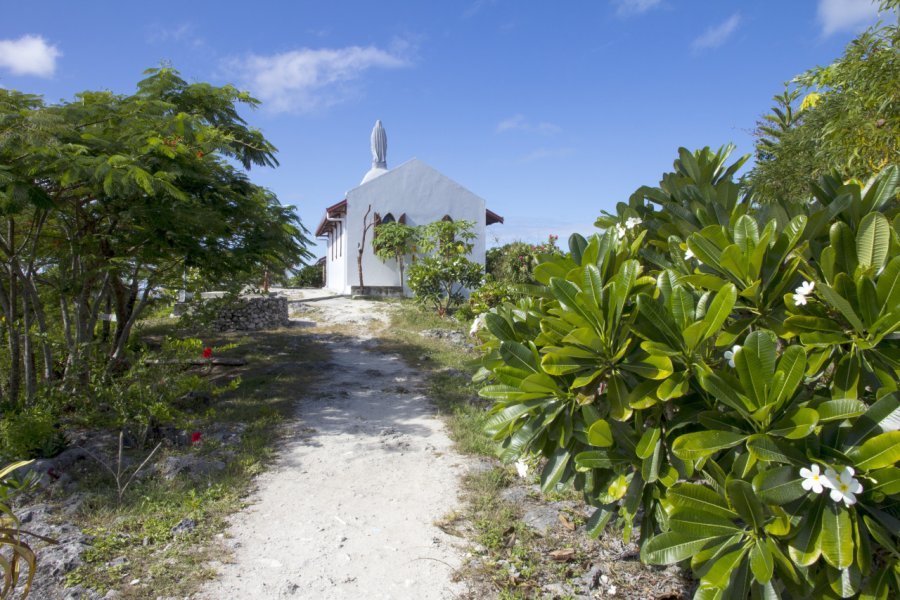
(500, 341, 539, 374)
(540, 446, 571, 493)
(620, 354, 673, 380)
(847, 394, 900, 446)
(726, 479, 765, 532)
(574, 450, 630, 470)
(672, 430, 747, 461)
(584, 505, 614, 538)
(818, 282, 865, 333)
(484, 312, 517, 342)
(875, 255, 900, 309)
(753, 465, 807, 505)
(849, 431, 900, 470)
(817, 399, 867, 422)
(734, 214, 760, 256)
(587, 419, 613, 447)
(635, 293, 683, 349)
(699, 283, 737, 346)
(641, 531, 731, 565)
(668, 509, 742, 538)
(735, 329, 777, 410)
(821, 503, 854, 569)
(866, 467, 900, 495)
(541, 346, 597, 375)
(788, 496, 825, 566)
(833, 353, 860, 400)
(704, 546, 748, 590)
(750, 538, 774, 585)
(770, 345, 807, 409)
(856, 212, 891, 270)
(635, 427, 661, 459)
(746, 434, 806, 465)
(769, 408, 819, 439)
(666, 483, 739, 520)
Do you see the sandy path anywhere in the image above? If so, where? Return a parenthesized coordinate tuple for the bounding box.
(199, 292, 471, 599)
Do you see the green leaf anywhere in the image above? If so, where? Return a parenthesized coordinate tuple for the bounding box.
(704, 546, 748, 590)
(574, 450, 630, 470)
(856, 212, 891, 270)
(672, 430, 747, 461)
(746, 434, 806, 465)
(821, 503, 854, 569)
(540, 446, 571, 493)
(499, 341, 539, 374)
(833, 353, 860, 400)
(669, 509, 743, 537)
(607, 374, 632, 421)
(733, 215, 760, 256)
(584, 505, 614, 538)
(666, 482, 739, 520)
(847, 394, 900, 446)
(587, 419, 613, 447)
(770, 345, 807, 409)
(749, 538, 774, 585)
(734, 330, 777, 409)
(642, 531, 732, 565)
(726, 479, 765, 532)
(698, 283, 738, 347)
(636, 427, 661, 459)
(620, 354, 673, 380)
(788, 496, 825, 567)
(484, 312, 517, 342)
(849, 431, 900, 470)
(818, 282, 865, 333)
(769, 408, 819, 439)
(753, 466, 807, 505)
(876, 255, 900, 309)
(816, 399, 867, 422)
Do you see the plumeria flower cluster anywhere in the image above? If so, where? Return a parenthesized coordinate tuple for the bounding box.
(793, 280, 815, 306)
(800, 464, 864, 506)
(613, 216, 642, 239)
(514, 458, 529, 479)
(684, 247, 703, 265)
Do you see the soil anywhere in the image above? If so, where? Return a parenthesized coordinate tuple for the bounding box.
(198, 290, 473, 599)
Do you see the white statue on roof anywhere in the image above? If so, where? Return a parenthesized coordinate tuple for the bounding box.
(361, 120, 388, 184)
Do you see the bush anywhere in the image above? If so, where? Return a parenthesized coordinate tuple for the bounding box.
(486, 235, 561, 284)
(407, 220, 483, 315)
(475, 147, 900, 599)
(288, 264, 324, 288)
(0, 408, 66, 460)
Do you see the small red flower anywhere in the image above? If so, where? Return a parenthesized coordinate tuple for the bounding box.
(191, 431, 202, 444)
(202, 347, 213, 359)
(196, 150, 204, 158)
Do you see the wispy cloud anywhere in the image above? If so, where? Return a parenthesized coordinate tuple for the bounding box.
(691, 13, 741, 52)
(613, 0, 663, 17)
(226, 41, 412, 113)
(463, 0, 498, 19)
(817, 0, 881, 36)
(496, 114, 561, 135)
(146, 22, 205, 48)
(0, 34, 61, 78)
(518, 147, 574, 163)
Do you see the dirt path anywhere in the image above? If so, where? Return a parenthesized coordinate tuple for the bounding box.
(199, 292, 472, 599)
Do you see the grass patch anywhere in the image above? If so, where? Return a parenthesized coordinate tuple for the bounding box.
(58, 324, 327, 598)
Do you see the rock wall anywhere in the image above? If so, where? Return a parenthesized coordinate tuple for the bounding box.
(212, 296, 289, 332)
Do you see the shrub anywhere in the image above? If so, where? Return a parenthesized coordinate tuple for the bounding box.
(407, 220, 483, 315)
(475, 147, 900, 599)
(0, 408, 66, 460)
(486, 235, 561, 284)
(289, 264, 324, 288)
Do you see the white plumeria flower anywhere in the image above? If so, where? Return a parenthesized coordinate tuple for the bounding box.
(723, 345, 741, 368)
(795, 280, 815, 296)
(600, 575, 609, 585)
(684, 248, 695, 260)
(469, 313, 486, 337)
(608, 585, 617, 596)
(793, 293, 809, 306)
(614, 224, 626, 240)
(514, 459, 529, 479)
(825, 466, 863, 506)
(624, 216, 642, 229)
(800, 464, 830, 494)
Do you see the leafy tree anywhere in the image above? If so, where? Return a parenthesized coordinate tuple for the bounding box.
(476, 147, 900, 599)
(372, 221, 418, 286)
(485, 235, 561, 285)
(750, 3, 899, 203)
(406, 220, 482, 315)
(0, 68, 311, 404)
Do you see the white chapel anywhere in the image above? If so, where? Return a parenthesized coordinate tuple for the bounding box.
(315, 121, 503, 295)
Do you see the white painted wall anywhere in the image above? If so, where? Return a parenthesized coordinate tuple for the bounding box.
(324, 218, 347, 293)
(334, 158, 487, 295)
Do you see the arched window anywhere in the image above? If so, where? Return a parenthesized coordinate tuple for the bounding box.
(381, 213, 396, 224)
(441, 214, 453, 222)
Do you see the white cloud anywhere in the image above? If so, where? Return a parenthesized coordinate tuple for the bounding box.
(613, 0, 663, 17)
(496, 114, 561, 135)
(228, 43, 411, 113)
(691, 13, 741, 52)
(0, 35, 61, 78)
(487, 215, 596, 247)
(518, 147, 574, 162)
(818, 0, 882, 36)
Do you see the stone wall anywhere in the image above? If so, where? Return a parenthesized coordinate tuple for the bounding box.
(211, 296, 288, 332)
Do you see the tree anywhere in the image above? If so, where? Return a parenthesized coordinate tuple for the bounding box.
(372, 221, 418, 287)
(750, 3, 899, 203)
(0, 67, 311, 403)
(406, 220, 482, 315)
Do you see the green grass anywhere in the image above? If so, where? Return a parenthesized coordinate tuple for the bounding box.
(60, 325, 327, 598)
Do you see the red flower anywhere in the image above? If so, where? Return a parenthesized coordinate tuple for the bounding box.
(196, 150, 204, 158)
(202, 347, 213, 359)
(191, 431, 202, 444)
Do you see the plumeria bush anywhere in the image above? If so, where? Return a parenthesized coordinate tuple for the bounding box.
(474, 146, 900, 598)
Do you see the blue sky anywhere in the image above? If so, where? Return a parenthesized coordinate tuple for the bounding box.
(0, 0, 893, 258)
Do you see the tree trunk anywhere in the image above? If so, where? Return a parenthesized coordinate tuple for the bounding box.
(22, 290, 36, 404)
